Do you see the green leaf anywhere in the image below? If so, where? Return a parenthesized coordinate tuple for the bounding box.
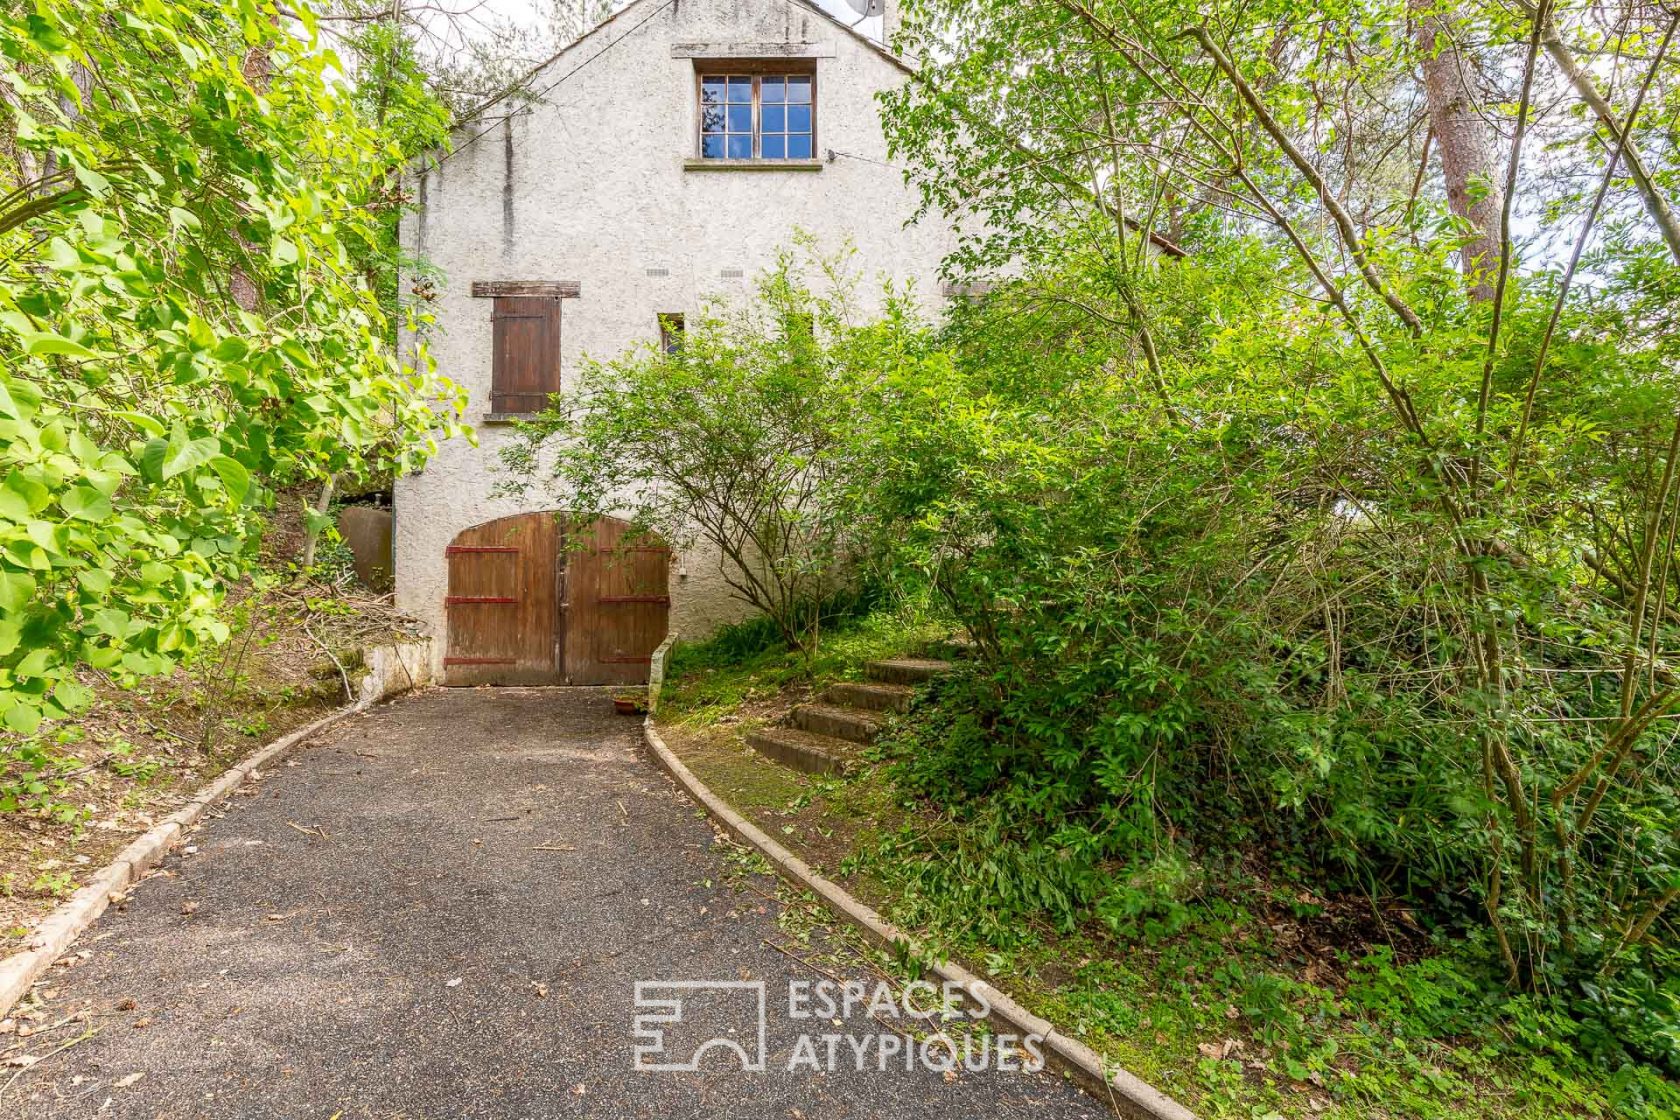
(0, 571, 36, 613)
(25, 520, 60, 554)
(71, 158, 110, 197)
(42, 238, 81, 270)
(0, 487, 28, 522)
(162, 435, 221, 480)
(303, 504, 336, 535)
(113, 411, 167, 437)
(60, 486, 112, 521)
(52, 680, 93, 712)
(138, 436, 168, 483)
(25, 13, 70, 52)
(0, 378, 40, 421)
(212, 337, 249, 362)
(13, 647, 50, 678)
(24, 332, 104, 360)
(208, 456, 251, 503)
(4, 701, 42, 735)
(4, 471, 50, 515)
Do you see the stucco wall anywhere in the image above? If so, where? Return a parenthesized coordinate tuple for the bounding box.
(394, 0, 954, 674)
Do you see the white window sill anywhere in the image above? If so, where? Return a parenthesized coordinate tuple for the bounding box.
(481, 412, 546, 424)
(684, 158, 824, 173)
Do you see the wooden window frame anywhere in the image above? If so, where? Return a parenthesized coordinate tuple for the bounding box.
(694, 60, 817, 162)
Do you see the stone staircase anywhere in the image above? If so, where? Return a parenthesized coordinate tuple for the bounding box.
(745, 657, 953, 775)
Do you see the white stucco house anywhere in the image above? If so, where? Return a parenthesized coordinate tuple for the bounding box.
(393, 0, 956, 686)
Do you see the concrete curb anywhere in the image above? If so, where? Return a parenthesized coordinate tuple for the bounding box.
(638, 636, 1197, 1120)
(0, 637, 433, 1020)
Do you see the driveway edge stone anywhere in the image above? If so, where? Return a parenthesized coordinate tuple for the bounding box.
(639, 637, 1197, 1120)
(0, 637, 433, 1020)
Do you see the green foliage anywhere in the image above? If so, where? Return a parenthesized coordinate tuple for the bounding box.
(335, 15, 450, 328)
(503, 243, 934, 651)
(853, 0, 1680, 1093)
(0, 732, 79, 820)
(661, 589, 946, 722)
(852, 249, 1680, 1077)
(0, 1, 465, 770)
(630, 217, 1680, 1090)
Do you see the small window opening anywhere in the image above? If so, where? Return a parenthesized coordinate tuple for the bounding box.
(658, 313, 686, 355)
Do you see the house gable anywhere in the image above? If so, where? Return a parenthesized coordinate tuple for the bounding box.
(394, 0, 954, 662)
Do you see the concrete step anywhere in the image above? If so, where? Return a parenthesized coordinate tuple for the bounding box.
(745, 727, 856, 776)
(824, 681, 915, 714)
(790, 703, 883, 745)
(864, 658, 953, 686)
(919, 636, 978, 661)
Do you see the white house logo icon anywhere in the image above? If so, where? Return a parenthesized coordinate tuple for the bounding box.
(632, 981, 768, 1072)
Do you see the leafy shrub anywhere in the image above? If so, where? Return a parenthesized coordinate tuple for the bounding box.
(0, 0, 463, 745)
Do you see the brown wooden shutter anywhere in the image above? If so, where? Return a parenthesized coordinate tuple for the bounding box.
(490, 295, 560, 414)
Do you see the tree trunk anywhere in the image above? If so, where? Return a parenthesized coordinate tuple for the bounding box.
(300, 477, 336, 570)
(1411, 0, 1502, 300)
(1536, 11, 1680, 267)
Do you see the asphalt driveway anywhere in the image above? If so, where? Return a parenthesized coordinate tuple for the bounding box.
(2, 688, 1109, 1119)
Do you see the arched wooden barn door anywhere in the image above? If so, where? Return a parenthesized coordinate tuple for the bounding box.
(443, 513, 669, 686)
(443, 513, 563, 686)
(561, 516, 671, 686)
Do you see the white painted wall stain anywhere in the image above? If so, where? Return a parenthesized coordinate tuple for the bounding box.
(396, 0, 953, 675)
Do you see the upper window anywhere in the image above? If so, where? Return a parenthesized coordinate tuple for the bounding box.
(490, 295, 561, 415)
(699, 72, 814, 160)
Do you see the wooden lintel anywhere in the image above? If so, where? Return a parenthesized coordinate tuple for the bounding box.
(470, 280, 581, 299)
(672, 42, 835, 59)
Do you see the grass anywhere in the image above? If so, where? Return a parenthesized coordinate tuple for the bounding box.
(657, 606, 1680, 1120)
(661, 597, 951, 726)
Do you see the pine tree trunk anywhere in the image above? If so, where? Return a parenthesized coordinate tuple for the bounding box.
(1411, 0, 1502, 300)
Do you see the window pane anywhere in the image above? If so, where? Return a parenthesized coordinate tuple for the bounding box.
(727, 104, 752, 132)
(787, 105, 811, 133)
(701, 134, 724, 158)
(701, 77, 725, 104)
(702, 106, 724, 133)
(762, 78, 785, 104)
(762, 105, 785, 132)
(788, 75, 812, 103)
(762, 135, 785, 159)
(728, 134, 752, 159)
(787, 134, 812, 159)
(728, 76, 751, 103)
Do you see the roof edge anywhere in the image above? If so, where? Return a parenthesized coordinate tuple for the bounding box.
(775, 0, 912, 75)
(460, 0, 677, 126)
(460, 0, 909, 127)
